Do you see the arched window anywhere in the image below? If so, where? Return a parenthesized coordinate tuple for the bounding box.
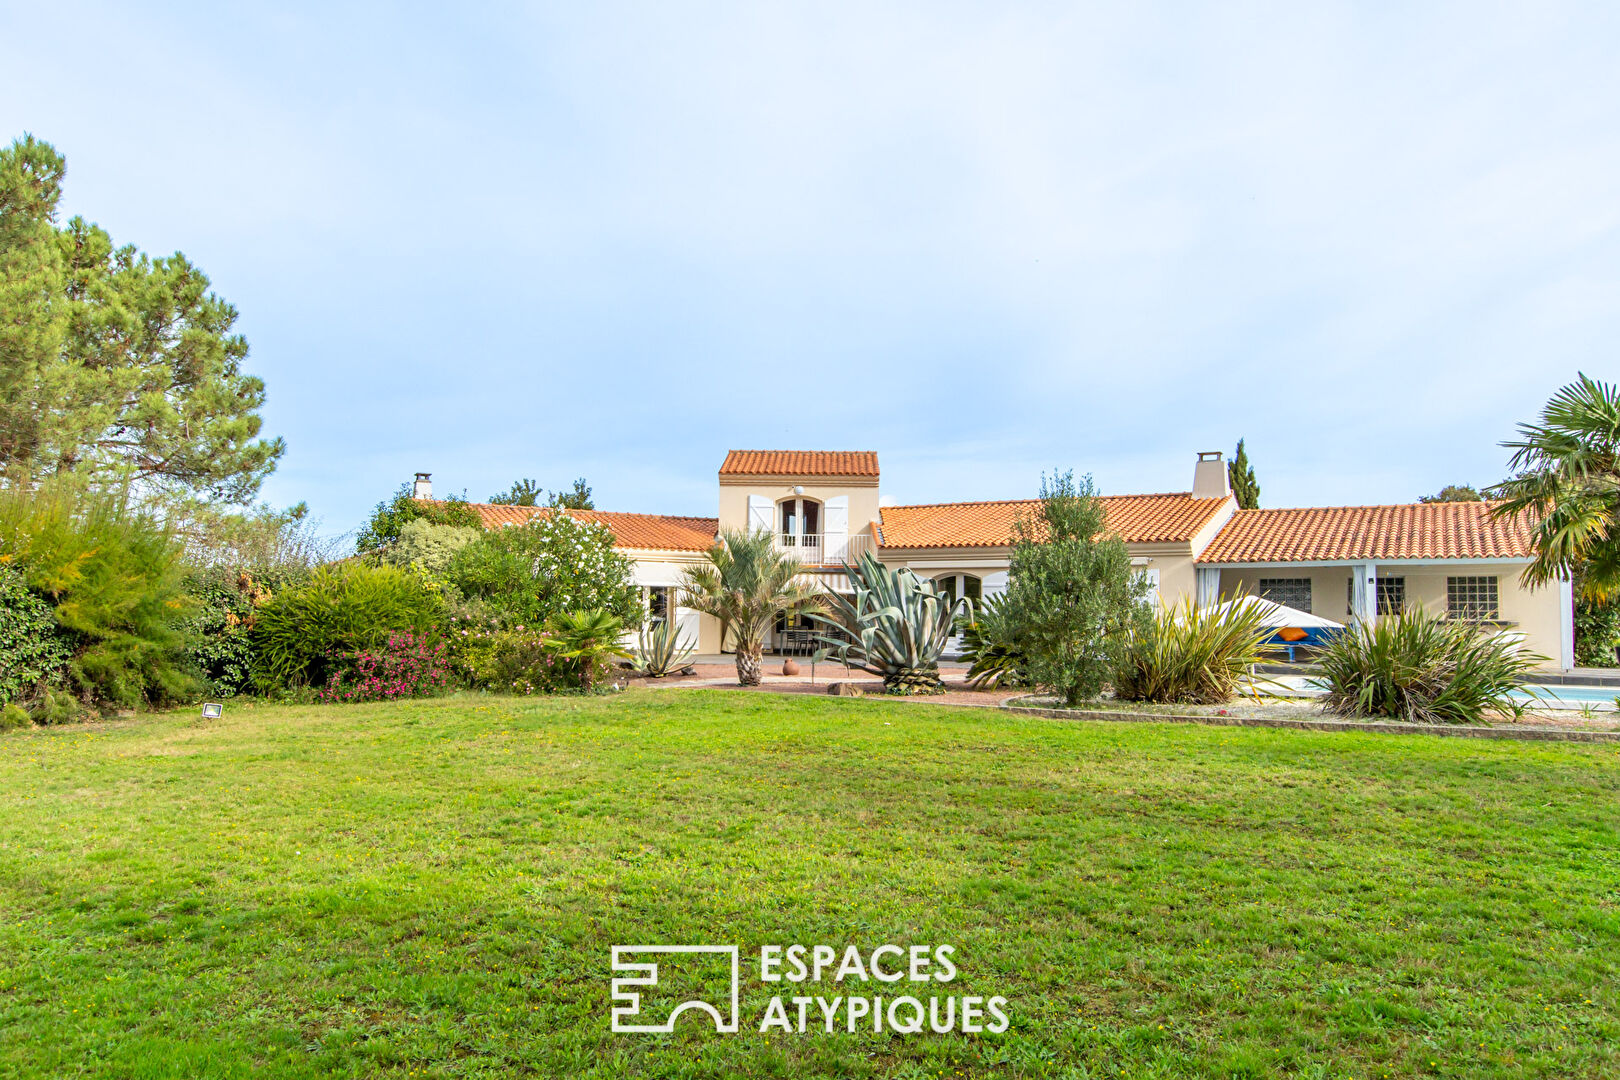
(931, 574, 982, 609)
(777, 497, 822, 551)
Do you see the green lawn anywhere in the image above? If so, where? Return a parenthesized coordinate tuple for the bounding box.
(1, 691, 1616, 1079)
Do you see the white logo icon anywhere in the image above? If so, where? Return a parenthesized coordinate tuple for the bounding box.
(610, 945, 740, 1033)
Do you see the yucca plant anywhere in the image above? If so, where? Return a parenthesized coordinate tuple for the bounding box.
(1114, 596, 1277, 705)
(1316, 607, 1545, 724)
(542, 608, 630, 691)
(634, 617, 696, 677)
(956, 592, 1028, 689)
(679, 529, 823, 686)
(808, 550, 963, 694)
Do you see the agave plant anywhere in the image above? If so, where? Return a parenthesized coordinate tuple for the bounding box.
(1113, 595, 1277, 705)
(808, 550, 963, 694)
(956, 592, 1028, 689)
(634, 617, 696, 677)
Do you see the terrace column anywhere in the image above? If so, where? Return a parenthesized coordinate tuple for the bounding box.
(1558, 574, 1575, 671)
(1195, 567, 1221, 608)
(1350, 562, 1377, 623)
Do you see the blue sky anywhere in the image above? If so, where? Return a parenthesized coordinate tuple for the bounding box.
(5, 2, 1618, 537)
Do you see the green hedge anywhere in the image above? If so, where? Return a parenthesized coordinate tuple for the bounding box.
(0, 561, 71, 706)
(251, 562, 444, 688)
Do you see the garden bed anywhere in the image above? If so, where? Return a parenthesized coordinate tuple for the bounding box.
(1005, 695, 1620, 741)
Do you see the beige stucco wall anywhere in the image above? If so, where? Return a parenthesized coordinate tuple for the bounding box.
(1208, 562, 1562, 665)
(718, 477, 882, 536)
(622, 550, 722, 653)
(880, 541, 1200, 610)
(1213, 567, 1359, 621)
(878, 547, 1011, 576)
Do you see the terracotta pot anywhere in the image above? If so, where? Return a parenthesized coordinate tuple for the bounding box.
(782, 658, 801, 676)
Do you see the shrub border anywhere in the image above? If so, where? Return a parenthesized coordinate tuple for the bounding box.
(1001, 696, 1620, 744)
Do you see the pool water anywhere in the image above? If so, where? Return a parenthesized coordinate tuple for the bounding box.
(1512, 684, 1620, 708)
(1264, 677, 1618, 709)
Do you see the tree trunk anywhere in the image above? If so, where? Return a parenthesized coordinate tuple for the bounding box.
(884, 668, 945, 695)
(735, 644, 763, 686)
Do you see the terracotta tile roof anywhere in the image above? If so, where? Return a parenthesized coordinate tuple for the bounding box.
(434, 502, 718, 552)
(877, 493, 1232, 549)
(719, 450, 879, 477)
(1195, 502, 1534, 564)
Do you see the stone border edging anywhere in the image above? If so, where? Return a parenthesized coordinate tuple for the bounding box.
(1001, 698, 1620, 744)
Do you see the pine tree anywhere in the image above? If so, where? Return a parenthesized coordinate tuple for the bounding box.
(490, 479, 543, 506)
(549, 478, 594, 509)
(0, 134, 282, 504)
(1228, 439, 1260, 509)
(1418, 484, 1482, 503)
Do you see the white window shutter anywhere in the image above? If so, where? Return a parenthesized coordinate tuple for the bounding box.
(823, 496, 849, 562)
(1138, 567, 1161, 606)
(982, 570, 1009, 596)
(748, 495, 774, 534)
(674, 607, 702, 652)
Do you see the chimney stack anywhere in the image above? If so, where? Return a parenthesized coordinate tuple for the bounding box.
(1192, 451, 1230, 500)
(413, 472, 433, 500)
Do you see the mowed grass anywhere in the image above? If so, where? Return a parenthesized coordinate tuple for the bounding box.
(0, 691, 1616, 1079)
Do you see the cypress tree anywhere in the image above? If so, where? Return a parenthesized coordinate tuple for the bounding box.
(1229, 439, 1260, 509)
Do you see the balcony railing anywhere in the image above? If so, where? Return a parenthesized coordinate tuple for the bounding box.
(774, 532, 872, 565)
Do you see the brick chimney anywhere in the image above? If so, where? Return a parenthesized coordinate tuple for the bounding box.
(1192, 451, 1230, 500)
(412, 472, 432, 500)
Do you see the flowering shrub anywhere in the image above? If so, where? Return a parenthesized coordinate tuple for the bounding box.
(382, 518, 479, 576)
(445, 513, 640, 628)
(252, 562, 443, 689)
(317, 632, 452, 704)
(448, 617, 568, 695)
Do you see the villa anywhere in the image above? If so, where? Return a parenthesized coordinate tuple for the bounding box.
(412, 449, 1573, 670)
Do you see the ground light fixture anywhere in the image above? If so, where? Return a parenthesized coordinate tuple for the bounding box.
(201, 702, 224, 719)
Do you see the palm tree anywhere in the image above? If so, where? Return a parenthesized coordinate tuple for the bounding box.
(1490, 373, 1620, 599)
(543, 609, 629, 691)
(679, 529, 824, 686)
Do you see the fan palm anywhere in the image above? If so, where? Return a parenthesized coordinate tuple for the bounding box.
(542, 609, 629, 691)
(678, 529, 824, 686)
(1490, 373, 1620, 599)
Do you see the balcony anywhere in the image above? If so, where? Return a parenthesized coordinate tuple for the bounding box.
(774, 532, 872, 566)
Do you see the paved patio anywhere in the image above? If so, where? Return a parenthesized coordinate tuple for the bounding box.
(626, 660, 1023, 708)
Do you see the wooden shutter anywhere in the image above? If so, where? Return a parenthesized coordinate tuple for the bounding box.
(823, 496, 849, 562)
(748, 495, 774, 534)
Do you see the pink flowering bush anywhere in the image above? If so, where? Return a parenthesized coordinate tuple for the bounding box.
(317, 632, 451, 703)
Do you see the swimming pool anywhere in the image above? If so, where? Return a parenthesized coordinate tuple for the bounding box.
(1512, 684, 1620, 708)
(1261, 676, 1618, 709)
